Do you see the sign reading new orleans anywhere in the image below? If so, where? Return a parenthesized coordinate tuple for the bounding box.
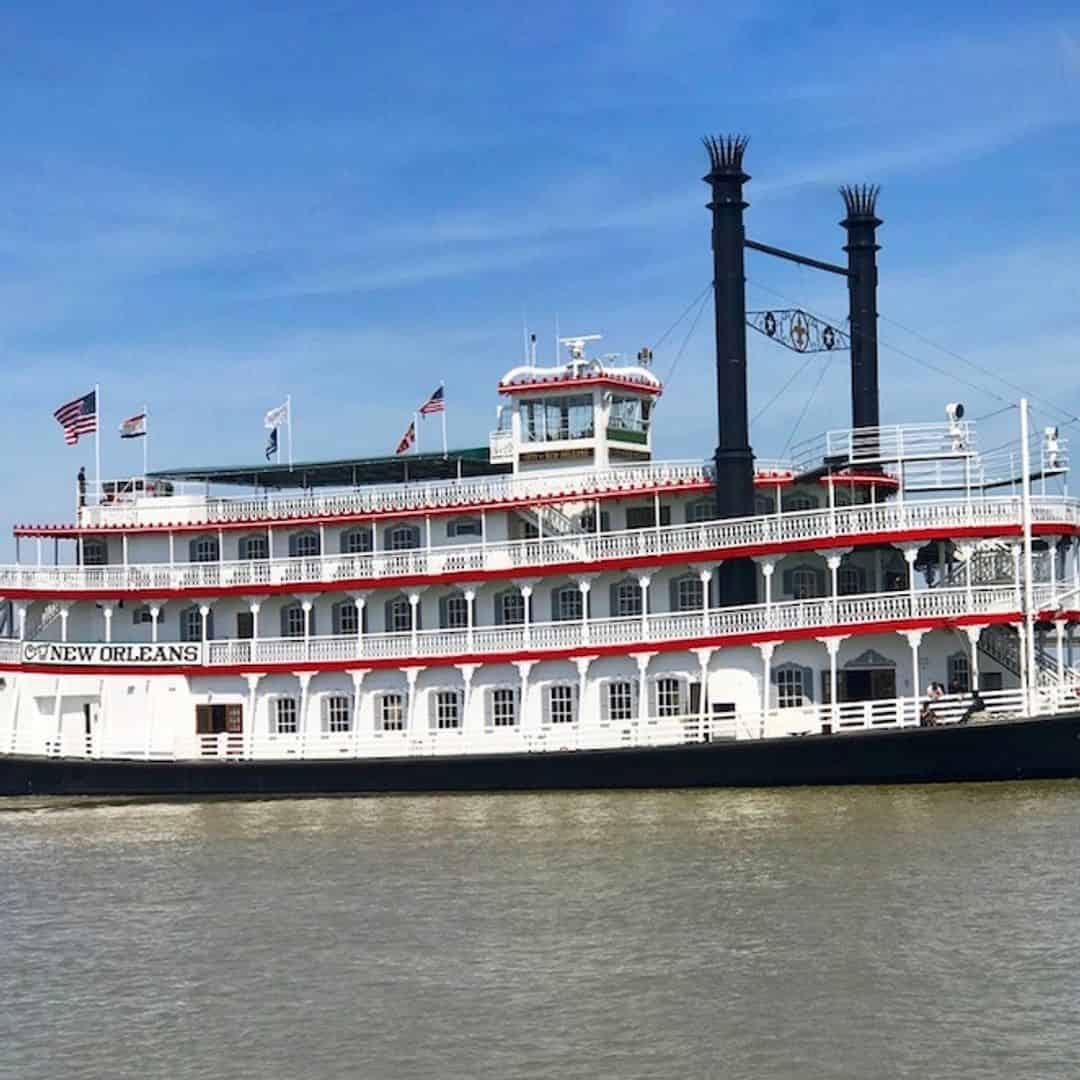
(21, 642, 203, 667)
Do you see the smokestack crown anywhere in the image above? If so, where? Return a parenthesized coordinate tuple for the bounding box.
(703, 135, 750, 180)
(840, 184, 882, 226)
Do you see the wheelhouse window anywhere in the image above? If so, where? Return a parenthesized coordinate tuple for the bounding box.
(546, 685, 576, 725)
(608, 395, 651, 435)
(606, 681, 634, 722)
(323, 695, 351, 734)
(273, 697, 299, 735)
(239, 534, 269, 560)
(612, 580, 642, 617)
(379, 693, 405, 732)
(289, 532, 320, 558)
(520, 395, 594, 442)
(432, 690, 462, 730)
(490, 687, 518, 727)
(189, 535, 220, 563)
(553, 586, 583, 622)
(655, 677, 682, 718)
(82, 538, 108, 566)
(340, 528, 373, 555)
(447, 517, 482, 538)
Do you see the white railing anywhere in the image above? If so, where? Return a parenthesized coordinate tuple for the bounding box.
(76, 460, 714, 529)
(7, 495, 1078, 597)
(190, 583, 1040, 669)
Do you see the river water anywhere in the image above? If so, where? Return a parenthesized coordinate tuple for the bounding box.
(1, 784, 1078, 1080)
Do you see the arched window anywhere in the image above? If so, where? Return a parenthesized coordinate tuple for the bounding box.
(447, 517, 482, 538)
(280, 603, 312, 638)
(179, 606, 212, 642)
(189, 535, 220, 563)
(670, 574, 704, 612)
(332, 600, 363, 635)
(838, 565, 866, 596)
(782, 563, 826, 599)
(82, 537, 108, 566)
(551, 585, 583, 622)
(439, 592, 468, 629)
(289, 531, 320, 558)
(385, 524, 421, 551)
(494, 588, 528, 626)
(385, 595, 417, 633)
(239, 533, 269, 560)
(610, 579, 642, 617)
(340, 527, 373, 555)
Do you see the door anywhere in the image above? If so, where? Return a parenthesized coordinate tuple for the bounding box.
(196, 704, 244, 734)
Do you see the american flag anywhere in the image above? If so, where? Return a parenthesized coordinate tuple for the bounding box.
(54, 390, 98, 445)
(395, 420, 416, 456)
(419, 385, 445, 415)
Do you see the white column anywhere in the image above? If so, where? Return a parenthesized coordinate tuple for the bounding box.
(249, 599, 261, 643)
(408, 592, 421, 655)
(902, 629, 925, 725)
(1049, 537, 1059, 598)
(758, 559, 775, 615)
(637, 573, 652, 639)
(244, 673, 262, 758)
(633, 652, 655, 724)
(297, 671, 313, 758)
(1054, 619, 1067, 686)
(404, 666, 424, 740)
(349, 669, 369, 755)
(573, 656, 594, 731)
(59, 605, 70, 643)
(692, 646, 713, 738)
(464, 587, 476, 652)
(964, 625, 984, 693)
(121, 534, 128, 568)
(102, 604, 113, 644)
(199, 603, 211, 642)
(456, 663, 480, 737)
(895, 543, 921, 613)
(16, 604, 27, 641)
(168, 531, 175, 567)
(757, 642, 777, 737)
(575, 577, 594, 646)
(698, 568, 712, 633)
(149, 604, 161, 643)
(513, 659, 535, 735)
(302, 598, 314, 660)
(820, 636, 844, 731)
(521, 584, 533, 648)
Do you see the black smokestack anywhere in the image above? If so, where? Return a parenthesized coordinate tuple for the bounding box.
(704, 135, 756, 606)
(840, 185, 882, 432)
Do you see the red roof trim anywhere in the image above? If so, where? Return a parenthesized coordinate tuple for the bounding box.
(498, 375, 662, 396)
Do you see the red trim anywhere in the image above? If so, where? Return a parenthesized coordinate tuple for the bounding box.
(498, 375, 662, 396)
(816, 473, 900, 489)
(4, 520, 1075, 602)
(0, 610, 1026, 678)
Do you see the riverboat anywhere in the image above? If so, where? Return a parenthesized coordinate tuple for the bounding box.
(2, 135, 1080, 795)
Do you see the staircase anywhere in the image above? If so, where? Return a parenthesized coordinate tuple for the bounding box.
(517, 502, 587, 539)
(28, 601, 65, 640)
(976, 624, 1080, 689)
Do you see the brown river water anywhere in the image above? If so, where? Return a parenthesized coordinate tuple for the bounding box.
(1, 784, 1078, 1079)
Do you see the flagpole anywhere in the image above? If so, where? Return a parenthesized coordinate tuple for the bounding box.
(440, 382, 448, 457)
(142, 403, 149, 477)
(95, 383, 102, 505)
(286, 394, 293, 470)
(414, 411, 420, 455)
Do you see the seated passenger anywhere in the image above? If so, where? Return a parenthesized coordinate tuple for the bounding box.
(959, 690, 986, 724)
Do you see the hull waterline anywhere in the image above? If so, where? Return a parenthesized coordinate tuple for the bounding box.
(3, 713, 1080, 796)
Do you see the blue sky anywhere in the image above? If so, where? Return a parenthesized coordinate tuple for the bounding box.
(1, 1, 1078, 550)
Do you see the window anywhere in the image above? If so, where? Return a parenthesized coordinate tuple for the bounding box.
(612, 580, 642, 617)
(239, 534, 269, 560)
(947, 653, 971, 694)
(553, 586, 583, 622)
(236, 612, 254, 639)
(386, 596, 413, 633)
(776, 667, 806, 708)
(341, 528, 373, 554)
(388, 525, 421, 551)
(754, 494, 776, 516)
(579, 510, 611, 533)
(190, 535, 220, 563)
(791, 568, 819, 599)
(519, 395, 594, 442)
(655, 677, 682, 718)
(180, 607, 211, 642)
(274, 697, 299, 734)
(289, 531, 320, 558)
(432, 690, 462, 730)
(490, 688, 517, 727)
(783, 492, 819, 512)
(379, 693, 405, 732)
(441, 593, 468, 629)
(332, 601, 360, 635)
(496, 590, 526, 626)
(838, 566, 863, 596)
(609, 395, 650, 434)
(132, 605, 153, 625)
(606, 681, 635, 722)
(547, 685, 576, 725)
(674, 576, 705, 612)
(281, 603, 307, 638)
(323, 695, 351, 734)
(447, 517, 482, 538)
(82, 538, 107, 566)
(687, 499, 718, 523)
(626, 505, 671, 530)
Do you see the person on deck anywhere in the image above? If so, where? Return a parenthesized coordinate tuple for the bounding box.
(959, 689, 986, 724)
(77, 466, 86, 508)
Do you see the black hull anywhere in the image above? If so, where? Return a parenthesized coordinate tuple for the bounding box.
(4, 713, 1080, 796)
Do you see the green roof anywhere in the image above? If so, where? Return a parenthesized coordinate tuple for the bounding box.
(149, 447, 507, 490)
